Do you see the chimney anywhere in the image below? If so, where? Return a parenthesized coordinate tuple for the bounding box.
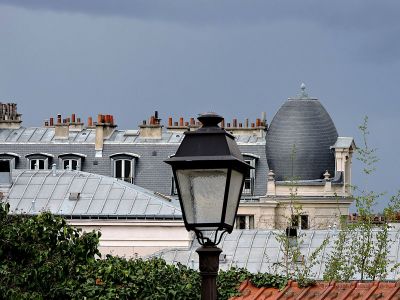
(166, 116, 192, 132)
(69, 113, 84, 132)
(95, 113, 117, 156)
(140, 111, 163, 138)
(87, 116, 93, 127)
(0, 103, 22, 129)
(224, 116, 267, 137)
(54, 114, 69, 139)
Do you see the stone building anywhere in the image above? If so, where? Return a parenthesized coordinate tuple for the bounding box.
(0, 85, 355, 231)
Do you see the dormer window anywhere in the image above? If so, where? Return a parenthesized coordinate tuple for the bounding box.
(58, 153, 86, 171)
(26, 153, 54, 170)
(110, 153, 140, 184)
(0, 152, 20, 170)
(242, 153, 258, 196)
(63, 159, 79, 170)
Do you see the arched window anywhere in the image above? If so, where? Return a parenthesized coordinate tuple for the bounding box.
(0, 152, 20, 171)
(26, 153, 54, 170)
(58, 153, 86, 171)
(110, 153, 140, 184)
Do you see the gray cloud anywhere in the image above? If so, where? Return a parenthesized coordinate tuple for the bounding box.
(2, 0, 400, 64)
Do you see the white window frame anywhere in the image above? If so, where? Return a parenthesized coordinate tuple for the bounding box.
(242, 157, 256, 195)
(26, 153, 54, 170)
(58, 153, 85, 171)
(62, 158, 81, 171)
(112, 158, 134, 184)
(235, 215, 255, 229)
(110, 153, 139, 184)
(291, 214, 309, 230)
(28, 158, 48, 170)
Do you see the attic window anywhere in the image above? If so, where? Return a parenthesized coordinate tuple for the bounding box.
(69, 192, 80, 200)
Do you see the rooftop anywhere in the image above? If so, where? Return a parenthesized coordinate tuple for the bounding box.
(4, 169, 182, 219)
(153, 229, 400, 280)
(0, 127, 266, 145)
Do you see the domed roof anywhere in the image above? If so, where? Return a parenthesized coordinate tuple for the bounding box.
(266, 86, 338, 181)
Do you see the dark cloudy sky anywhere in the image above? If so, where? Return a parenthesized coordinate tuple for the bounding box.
(1, 1, 399, 210)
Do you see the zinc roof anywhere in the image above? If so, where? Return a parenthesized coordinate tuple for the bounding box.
(153, 229, 400, 280)
(5, 170, 181, 219)
(0, 127, 265, 144)
(330, 136, 356, 149)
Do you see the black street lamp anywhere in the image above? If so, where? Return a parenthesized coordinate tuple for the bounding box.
(165, 112, 252, 300)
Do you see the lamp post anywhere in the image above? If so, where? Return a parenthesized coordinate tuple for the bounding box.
(165, 112, 252, 300)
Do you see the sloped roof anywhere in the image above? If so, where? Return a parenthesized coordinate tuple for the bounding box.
(0, 127, 265, 145)
(153, 229, 400, 280)
(5, 170, 181, 219)
(231, 280, 400, 299)
(331, 136, 356, 149)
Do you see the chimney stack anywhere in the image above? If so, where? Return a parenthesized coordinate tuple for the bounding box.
(69, 113, 84, 131)
(0, 103, 22, 129)
(54, 114, 69, 139)
(139, 111, 163, 138)
(224, 116, 267, 137)
(95, 113, 117, 156)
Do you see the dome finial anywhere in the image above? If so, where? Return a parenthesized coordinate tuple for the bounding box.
(300, 82, 308, 98)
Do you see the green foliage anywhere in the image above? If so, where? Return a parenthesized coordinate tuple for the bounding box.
(0, 202, 289, 299)
(217, 268, 288, 299)
(323, 116, 399, 282)
(0, 202, 101, 299)
(69, 256, 201, 300)
(217, 268, 251, 299)
(250, 272, 288, 290)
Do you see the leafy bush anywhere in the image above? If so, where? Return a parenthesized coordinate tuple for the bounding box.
(0, 202, 288, 299)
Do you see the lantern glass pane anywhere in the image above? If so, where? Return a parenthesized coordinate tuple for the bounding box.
(176, 169, 227, 227)
(225, 169, 244, 227)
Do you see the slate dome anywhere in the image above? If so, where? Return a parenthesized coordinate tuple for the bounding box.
(266, 87, 338, 181)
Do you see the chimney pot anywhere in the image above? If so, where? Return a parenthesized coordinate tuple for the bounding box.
(227, 123, 231, 127)
(174, 121, 178, 126)
(251, 123, 255, 128)
(150, 116, 155, 125)
(57, 114, 62, 124)
(221, 119, 225, 128)
(184, 121, 189, 126)
(44, 120, 49, 126)
(110, 115, 114, 125)
(190, 117, 195, 125)
(233, 119, 237, 127)
(154, 111, 159, 119)
(71, 113, 76, 123)
(97, 114, 102, 124)
(239, 123, 242, 128)
(256, 118, 261, 127)
(77, 117, 81, 123)
(49, 117, 54, 126)
(245, 118, 249, 128)
(168, 117, 173, 127)
(179, 117, 184, 127)
(143, 120, 146, 125)
(88, 117, 93, 127)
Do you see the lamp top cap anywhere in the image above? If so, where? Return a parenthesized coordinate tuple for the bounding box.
(197, 112, 223, 127)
